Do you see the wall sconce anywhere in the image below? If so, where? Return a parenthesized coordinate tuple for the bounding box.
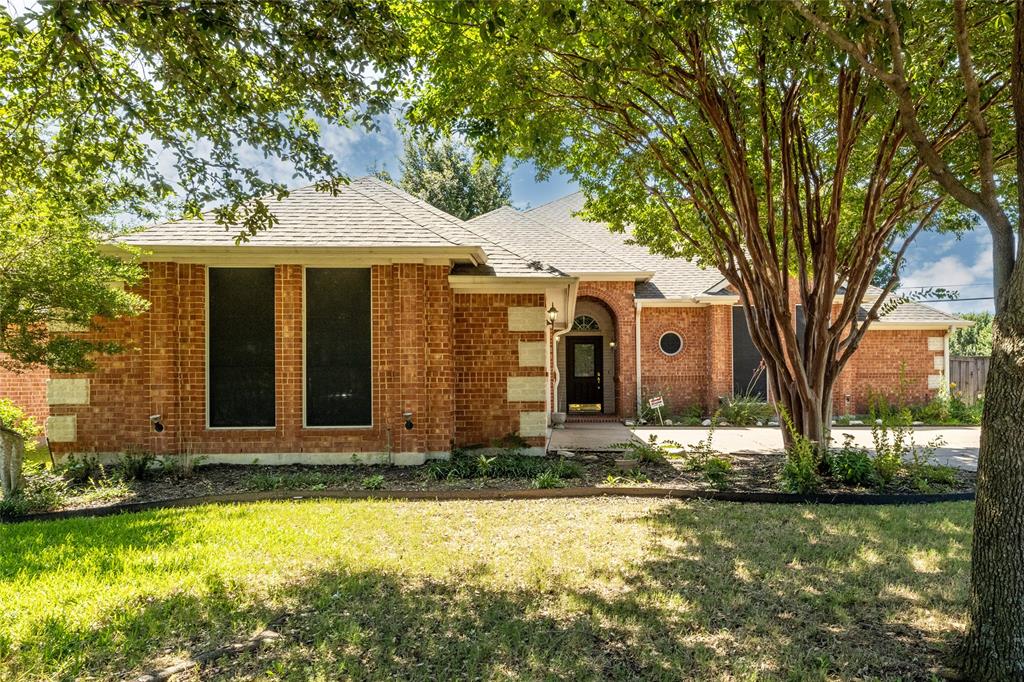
(609, 341, 617, 350)
(546, 305, 558, 326)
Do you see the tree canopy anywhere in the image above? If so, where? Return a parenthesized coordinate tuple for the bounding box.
(0, 0, 408, 371)
(373, 132, 511, 219)
(949, 312, 994, 357)
(401, 0, 965, 443)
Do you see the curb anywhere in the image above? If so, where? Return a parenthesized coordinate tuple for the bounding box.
(4, 487, 976, 524)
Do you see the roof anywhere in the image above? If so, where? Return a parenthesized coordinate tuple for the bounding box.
(524, 192, 724, 299)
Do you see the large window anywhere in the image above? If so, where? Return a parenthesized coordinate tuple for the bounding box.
(305, 268, 372, 426)
(208, 268, 276, 427)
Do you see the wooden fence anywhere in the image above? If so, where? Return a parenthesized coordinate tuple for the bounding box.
(949, 356, 990, 404)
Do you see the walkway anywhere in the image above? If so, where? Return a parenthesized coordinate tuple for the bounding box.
(549, 423, 981, 471)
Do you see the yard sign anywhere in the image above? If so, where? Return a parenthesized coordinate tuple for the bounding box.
(648, 396, 665, 425)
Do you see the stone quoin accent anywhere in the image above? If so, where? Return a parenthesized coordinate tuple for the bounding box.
(46, 378, 90, 406)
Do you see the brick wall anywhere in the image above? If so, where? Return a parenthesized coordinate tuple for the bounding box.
(840, 329, 946, 413)
(453, 293, 546, 447)
(48, 262, 464, 460)
(0, 361, 50, 426)
(639, 306, 712, 413)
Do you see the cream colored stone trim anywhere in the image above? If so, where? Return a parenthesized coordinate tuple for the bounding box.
(46, 415, 77, 442)
(508, 306, 546, 331)
(927, 374, 943, 389)
(519, 411, 547, 437)
(518, 341, 546, 367)
(927, 336, 946, 351)
(933, 355, 945, 371)
(507, 376, 547, 402)
(46, 378, 90, 406)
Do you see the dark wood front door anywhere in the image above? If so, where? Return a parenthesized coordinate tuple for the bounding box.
(567, 336, 604, 413)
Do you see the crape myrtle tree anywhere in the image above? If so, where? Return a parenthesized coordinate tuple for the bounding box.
(402, 1, 966, 449)
(793, 1, 1024, 677)
(374, 132, 512, 220)
(0, 0, 407, 494)
(0, 0, 408, 372)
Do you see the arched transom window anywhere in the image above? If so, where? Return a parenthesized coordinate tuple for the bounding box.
(572, 315, 601, 331)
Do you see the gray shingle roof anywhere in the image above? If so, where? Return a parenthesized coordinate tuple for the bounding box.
(525, 192, 724, 299)
(124, 176, 491, 250)
(466, 206, 644, 275)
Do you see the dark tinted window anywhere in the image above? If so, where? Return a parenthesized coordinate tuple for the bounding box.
(305, 268, 372, 426)
(208, 268, 275, 427)
(732, 306, 767, 398)
(659, 332, 683, 355)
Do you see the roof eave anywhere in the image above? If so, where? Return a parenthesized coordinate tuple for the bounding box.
(103, 243, 489, 266)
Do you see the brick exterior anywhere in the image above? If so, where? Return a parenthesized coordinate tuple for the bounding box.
(0, 360, 49, 426)
(1, 264, 949, 457)
(37, 262, 544, 460)
(453, 293, 546, 447)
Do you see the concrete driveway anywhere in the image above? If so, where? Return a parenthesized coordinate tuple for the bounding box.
(549, 423, 981, 470)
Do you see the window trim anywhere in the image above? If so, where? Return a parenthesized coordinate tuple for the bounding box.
(658, 330, 684, 357)
(301, 266, 375, 430)
(205, 265, 278, 431)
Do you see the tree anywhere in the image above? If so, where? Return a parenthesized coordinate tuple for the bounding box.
(375, 133, 511, 219)
(403, 1, 958, 450)
(950, 313, 994, 357)
(790, 1, 1024, 676)
(0, 0, 407, 369)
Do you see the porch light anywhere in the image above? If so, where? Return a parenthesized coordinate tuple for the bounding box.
(546, 305, 558, 326)
(609, 341, 617, 349)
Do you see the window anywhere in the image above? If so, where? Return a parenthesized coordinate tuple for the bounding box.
(659, 331, 684, 356)
(305, 268, 372, 427)
(572, 315, 600, 331)
(208, 268, 276, 427)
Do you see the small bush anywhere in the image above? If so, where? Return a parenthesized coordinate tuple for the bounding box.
(718, 394, 774, 426)
(160, 449, 206, 479)
(532, 470, 565, 489)
(779, 411, 822, 494)
(242, 469, 355, 491)
(0, 399, 42, 440)
(58, 454, 105, 485)
(0, 462, 69, 518)
(827, 435, 876, 488)
(426, 449, 580, 481)
(613, 435, 665, 463)
(114, 449, 157, 481)
(702, 456, 733, 490)
(361, 474, 385, 490)
(605, 469, 651, 486)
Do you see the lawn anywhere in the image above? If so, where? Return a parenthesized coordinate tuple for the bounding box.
(0, 498, 972, 681)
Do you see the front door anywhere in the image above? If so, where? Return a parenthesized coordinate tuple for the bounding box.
(567, 336, 604, 413)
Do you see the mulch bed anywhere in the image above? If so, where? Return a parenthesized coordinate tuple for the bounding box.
(41, 450, 975, 517)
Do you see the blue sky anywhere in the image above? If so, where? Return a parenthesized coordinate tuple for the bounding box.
(201, 114, 1000, 316)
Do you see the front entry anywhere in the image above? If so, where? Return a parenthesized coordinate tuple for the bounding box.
(567, 336, 604, 413)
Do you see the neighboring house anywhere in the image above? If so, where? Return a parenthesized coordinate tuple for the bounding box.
(0, 177, 968, 462)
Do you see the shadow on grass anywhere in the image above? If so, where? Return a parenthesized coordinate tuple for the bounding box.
(0, 501, 973, 681)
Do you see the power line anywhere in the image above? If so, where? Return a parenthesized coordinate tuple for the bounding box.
(901, 282, 993, 289)
(916, 296, 993, 302)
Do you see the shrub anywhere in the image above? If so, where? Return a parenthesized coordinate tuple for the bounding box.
(869, 408, 913, 487)
(827, 436, 875, 488)
(604, 469, 651, 486)
(58, 454, 105, 485)
(426, 449, 581, 481)
(242, 469, 354, 491)
(779, 411, 822, 494)
(160, 448, 206, 479)
(684, 425, 720, 469)
(114, 449, 157, 481)
(613, 435, 665, 463)
(361, 474, 385, 490)
(717, 394, 774, 426)
(702, 456, 733, 490)
(0, 399, 42, 440)
(0, 462, 68, 518)
(532, 470, 565, 489)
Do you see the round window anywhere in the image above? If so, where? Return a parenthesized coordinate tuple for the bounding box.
(659, 331, 684, 356)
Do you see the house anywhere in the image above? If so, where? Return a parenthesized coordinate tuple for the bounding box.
(1, 177, 968, 463)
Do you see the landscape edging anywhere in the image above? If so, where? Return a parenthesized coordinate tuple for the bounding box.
(3, 487, 976, 524)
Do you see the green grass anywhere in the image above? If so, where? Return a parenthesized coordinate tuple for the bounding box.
(0, 499, 972, 680)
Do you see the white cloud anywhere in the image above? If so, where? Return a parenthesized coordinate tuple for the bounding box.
(899, 230, 994, 314)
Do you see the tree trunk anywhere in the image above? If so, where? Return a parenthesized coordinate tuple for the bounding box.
(775, 378, 833, 460)
(962, 269, 1024, 680)
(0, 427, 26, 498)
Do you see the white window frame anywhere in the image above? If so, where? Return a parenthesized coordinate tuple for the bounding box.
(658, 330, 684, 357)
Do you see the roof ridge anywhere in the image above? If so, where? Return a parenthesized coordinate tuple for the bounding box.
(523, 190, 584, 215)
(345, 177, 465, 247)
